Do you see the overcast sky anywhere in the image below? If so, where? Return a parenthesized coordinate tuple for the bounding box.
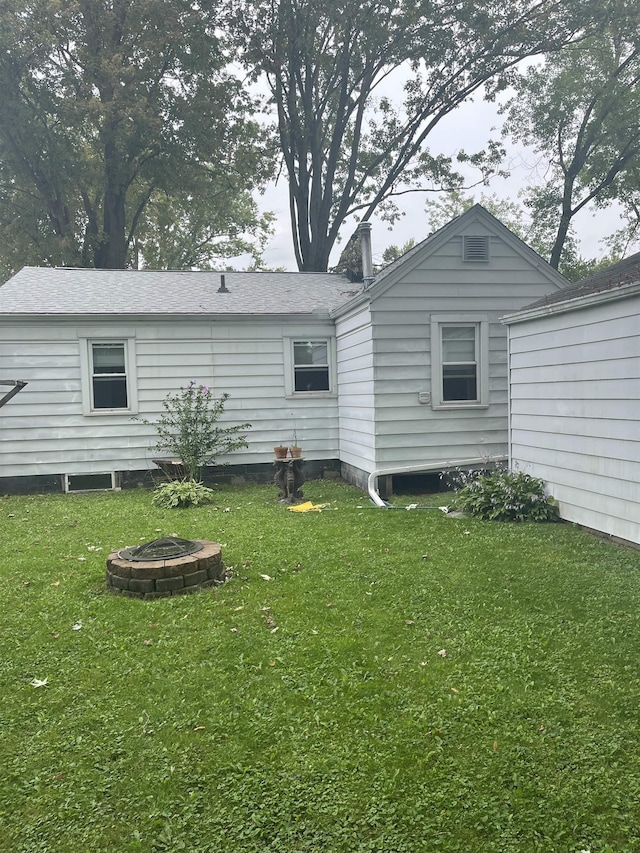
(256, 93, 622, 272)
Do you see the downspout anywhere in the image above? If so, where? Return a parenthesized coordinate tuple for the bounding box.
(367, 455, 507, 508)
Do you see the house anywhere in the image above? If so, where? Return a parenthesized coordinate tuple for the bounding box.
(0, 205, 567, 495)
(503, 254, 640, 546)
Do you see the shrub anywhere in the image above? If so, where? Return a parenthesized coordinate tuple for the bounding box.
(136, 383, 251, 481)
(151, 479, 217, 509)
(451, 469, 558, 522)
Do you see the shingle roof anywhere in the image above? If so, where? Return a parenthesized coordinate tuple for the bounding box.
(0, 267, 360, 316)
(523, 251, 640, 310)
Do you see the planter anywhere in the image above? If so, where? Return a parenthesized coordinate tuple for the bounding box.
(289, 446, 302, 458)
(274, 446, 288, 459)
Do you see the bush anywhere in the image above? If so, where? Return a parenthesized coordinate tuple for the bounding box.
(451, 469, 558, 522)
(151, 479, 217, 509)
(136, 383, 251, 481)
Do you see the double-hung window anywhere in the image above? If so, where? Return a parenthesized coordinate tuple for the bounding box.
(293, 341, 330, 392)
(91, 343, 128, 409)
(80, 338, 137, 414)
(431, 315, 488, 408)
(284, 338, 335, 396)
(441, 326, 477, 401)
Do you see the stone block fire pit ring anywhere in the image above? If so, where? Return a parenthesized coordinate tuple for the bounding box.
(106, 539, 225, 599)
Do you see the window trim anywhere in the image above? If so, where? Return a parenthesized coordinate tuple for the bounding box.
(430, 314, 489, 409)
(79, 337, 138, 415)
(283, 337, 337, 397)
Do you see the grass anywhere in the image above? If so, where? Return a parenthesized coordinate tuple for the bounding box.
(1, 480, 639, 852)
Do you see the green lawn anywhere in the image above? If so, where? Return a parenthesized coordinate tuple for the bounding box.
(1, 481, 639, 852)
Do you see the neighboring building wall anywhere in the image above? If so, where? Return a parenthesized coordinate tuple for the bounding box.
(507, 294, 640, 545)
(0, 317, 340, 484)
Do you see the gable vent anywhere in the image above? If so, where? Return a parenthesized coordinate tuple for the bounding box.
(463, 235, 490, 262)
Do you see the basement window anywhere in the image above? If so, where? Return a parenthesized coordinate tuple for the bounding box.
(463, 235, 490, 262)
(65, 472, 120, 493)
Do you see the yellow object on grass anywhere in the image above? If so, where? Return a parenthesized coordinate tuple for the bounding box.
(287, 501, 329, 512)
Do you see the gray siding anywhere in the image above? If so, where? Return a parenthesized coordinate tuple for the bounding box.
(0, 318, 339, 479)
(364, 228, 563, 469)
(335, 305, 376, 472)
(507, 295, 640, 544)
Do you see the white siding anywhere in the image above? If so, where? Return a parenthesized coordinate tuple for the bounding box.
(363, 227, 563, 469)
(0, 317, 339, 479)
(335, 305, 376, 472)
(507, 294, 640, 545)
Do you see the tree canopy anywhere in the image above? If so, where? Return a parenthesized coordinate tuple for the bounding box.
(503, 4, 640, 269)
(0, 0, 273, 277)
(228, 0, 604, 271)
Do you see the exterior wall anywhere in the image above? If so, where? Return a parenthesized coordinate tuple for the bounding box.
(0, 316, 340, 484)
(366, 227, 563, 470)
(507, 294, 640, 545)
(335, 303, 376, 475)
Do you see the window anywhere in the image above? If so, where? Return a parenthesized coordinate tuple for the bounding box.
(284, 338, 335, 396)
(293, 340, 330, 392)
(91, 343, 128, 409)
(431, 315, 488, 408)
(441, 326, 477, 401)
(80, 338, 137, 414)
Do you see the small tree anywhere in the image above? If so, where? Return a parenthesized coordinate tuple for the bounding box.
(139, 384, 250, 481)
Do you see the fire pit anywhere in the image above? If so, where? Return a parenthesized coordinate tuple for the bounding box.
(106, 537, 225, 599)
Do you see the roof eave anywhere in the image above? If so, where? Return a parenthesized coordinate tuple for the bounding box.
(501, 280, 640, 325)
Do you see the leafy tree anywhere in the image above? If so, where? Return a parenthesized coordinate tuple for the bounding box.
(227, 0, 600, 271)
(0, 0, 273, 277)
(503, 8, 640, 270)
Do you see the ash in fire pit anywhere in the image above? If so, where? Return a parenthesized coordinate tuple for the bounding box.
(106, 538, 225, 599)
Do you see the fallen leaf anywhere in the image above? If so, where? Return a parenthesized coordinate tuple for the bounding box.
(438, 649, 447, 658)
(51, 633, 59, 640)
(51, 581, 60, 587)
(269, 660, 276, 666)
(260, 574, 272, 581)
(52, 773, 65, 782)
(451, 687, 458, 694)
(405, 619, 415, 625)
(493, 740, 499, 752)
(30, 677, 48, 688)
(72, 621, 82, 631)
(143, 639, 153, 646)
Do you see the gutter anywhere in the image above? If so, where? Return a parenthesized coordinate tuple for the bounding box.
(367, 456, 507, 508)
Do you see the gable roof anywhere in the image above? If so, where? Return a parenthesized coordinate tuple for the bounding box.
(0, 267, 358, 317)
(329, 204, 568, 317)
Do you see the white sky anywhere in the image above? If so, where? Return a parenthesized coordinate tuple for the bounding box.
(255, 94, 623, 272)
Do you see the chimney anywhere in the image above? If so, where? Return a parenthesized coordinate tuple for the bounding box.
(217, 274, 229, 293)
(358, 222, 374, 289)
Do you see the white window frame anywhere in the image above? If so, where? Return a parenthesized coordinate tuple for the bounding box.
(430, 314, 489, 409)
(79, 337, 138, 415)
(283, 337, 337, 397)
